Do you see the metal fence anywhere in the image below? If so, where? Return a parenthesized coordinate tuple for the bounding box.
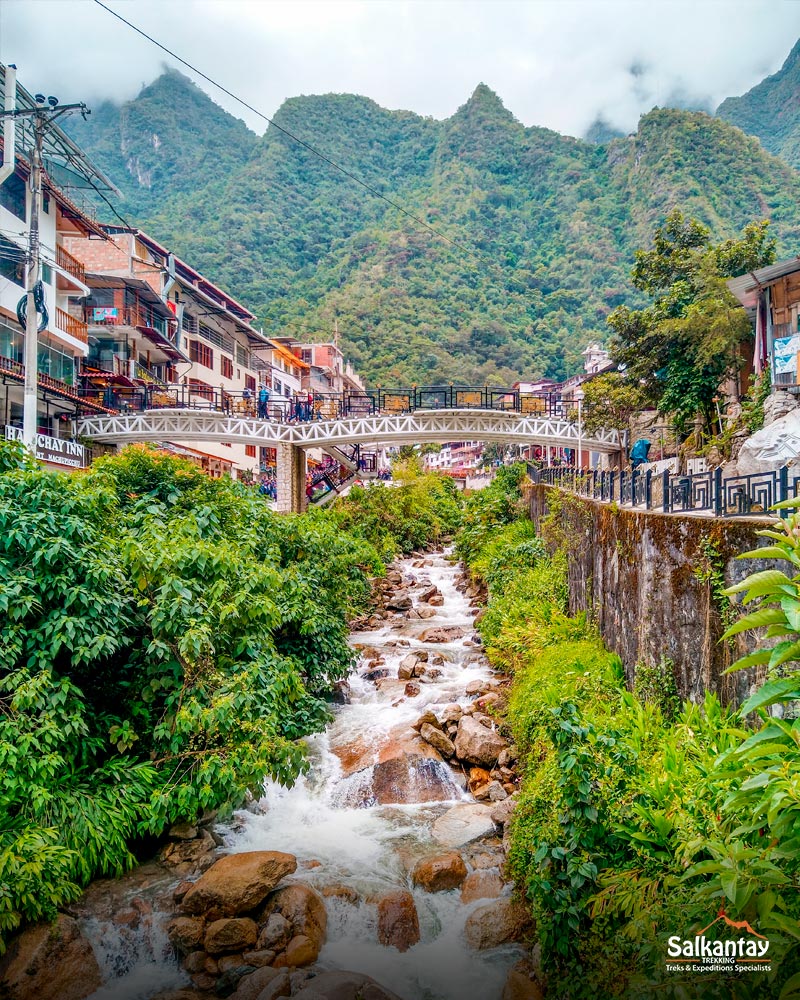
(530, 465, 796, 518)
(76, 383, 567, 421)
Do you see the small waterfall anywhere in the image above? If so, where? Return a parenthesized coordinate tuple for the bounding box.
(82, 908, 186, 1000)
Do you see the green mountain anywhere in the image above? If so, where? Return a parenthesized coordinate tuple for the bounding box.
(717, 40, 800, 170)
(68, 71, 800, 386)
(68, 69, 256, 219)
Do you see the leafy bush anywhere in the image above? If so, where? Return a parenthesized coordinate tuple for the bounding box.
(0, 443, 379, 947)
(331, 472, 462, 560)
(460, 494, 800, 998)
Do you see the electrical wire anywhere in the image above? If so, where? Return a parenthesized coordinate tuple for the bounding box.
(92, 0, 485, 263)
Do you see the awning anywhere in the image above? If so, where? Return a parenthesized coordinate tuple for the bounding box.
(136, 325, 191, 363)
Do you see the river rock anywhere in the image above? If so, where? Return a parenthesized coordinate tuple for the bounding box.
(293, 970, 404, 1000)
(0, 915, 102, 1000)
(397, 655, 419, 680)
(460, 870, 505, 903)
(467, 766, 491, 794)
(230, 966, 285, 1000)
(258, 912, 291, 951)
(419, 626, 465, 643)
(267, 883, 327, 961)
(159, 827, 216, 869)
(376, 890, 421, 952)
(274, 934, 319, 968)
(167, 915, 206, 953)
(411, 851, 468, 892)
(502, 963, 544, 1000)
(418, 608, 436, 618)
(432, 803, 496, 848)
(440, 703, 462, 723)
(169, 822, 199, 840)
(487, 780, 508, 802)
(363, 668, 390, 682)
(464, 898, 532, 949)
(385, 592, 412, 611)
(404, 681, 421, 697)
(412, 710, 439, 731)
(364, 753, 458, 804)
(182, 851, 298, 918)
(204, 917, 258, 954)
(419, 722, 455, 758)
(418, 585, 439, 602)
(242, 949, 276, 967)
(454, 716, 508, 767)
(491, 795, 518, 826)
(428, 594, 444, 606)
(465, 679, 487, 696)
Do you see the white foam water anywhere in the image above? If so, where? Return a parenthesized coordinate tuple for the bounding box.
(222, 550, 523, 1000)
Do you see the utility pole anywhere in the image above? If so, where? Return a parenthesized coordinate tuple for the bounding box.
(23, 111, 44, 452)
(0, 87, 90, 455)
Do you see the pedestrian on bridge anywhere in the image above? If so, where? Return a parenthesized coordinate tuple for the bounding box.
(258, 384, 270, 419)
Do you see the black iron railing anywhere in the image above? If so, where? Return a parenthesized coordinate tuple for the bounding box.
(75, 384, 568, 421)
(529, 465, 794, 519)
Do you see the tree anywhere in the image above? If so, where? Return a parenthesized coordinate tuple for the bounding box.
(581, 372, 649, 458)
(608, 211, 776, 435)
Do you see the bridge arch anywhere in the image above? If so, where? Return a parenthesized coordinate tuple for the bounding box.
(77, 407, 620, 511)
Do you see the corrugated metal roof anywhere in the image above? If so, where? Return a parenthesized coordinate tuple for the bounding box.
(728, 257, 800, 307)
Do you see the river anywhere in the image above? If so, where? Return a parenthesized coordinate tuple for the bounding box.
(84, 549, 523, 1000)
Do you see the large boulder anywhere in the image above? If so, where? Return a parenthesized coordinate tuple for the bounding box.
(166, 916, 206, 953)
(454, 716, 508, 767)
(411, 851, 468, 892)
(464, 898, 532, 949)
(229, 966, 285, 1000)
(460, 870, 505, 903)
(350, 754, 461, 806)
(292, 970, 404, 1000)
(419, 723, 455, 758)
(733, 407, 800, 478)
(0, 915, 102, 1000)
(181, 851, 297, 919)
(376, 890, 421, 952)
(267, 883, 327, 962)
(432, 803, 496, 848)
(385, 592, 412, 611)
(204, 917, 258, 955)
(419, 626, 465, 643)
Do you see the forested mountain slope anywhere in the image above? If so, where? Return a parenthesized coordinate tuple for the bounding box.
(717, 40, 800, 171)
(68, 71, 800, 385)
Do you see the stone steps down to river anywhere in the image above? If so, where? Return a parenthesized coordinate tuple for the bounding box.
(0, 550, 539, 1000)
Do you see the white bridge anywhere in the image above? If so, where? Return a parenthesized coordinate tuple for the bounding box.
(77, 408, 620, 511)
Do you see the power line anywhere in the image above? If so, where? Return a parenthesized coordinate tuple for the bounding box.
(91, 0, 485, 263)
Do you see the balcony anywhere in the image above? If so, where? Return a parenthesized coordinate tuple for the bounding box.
(55, 245, 86, 284)
(85, 305, 174, 339)
(56, 307, 88, 344)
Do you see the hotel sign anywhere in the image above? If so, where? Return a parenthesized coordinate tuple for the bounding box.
(5, 425, 88, 469)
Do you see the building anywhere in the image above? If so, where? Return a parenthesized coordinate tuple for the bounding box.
(64, 225, 273, 477)
(728, 258, 800, 391)
(1, 64, 116, 471)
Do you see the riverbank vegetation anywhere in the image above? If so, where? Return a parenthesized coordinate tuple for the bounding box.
(459, 468, 800, 999)
(0, 449, 467, 949)
(0, 443, 383, 948)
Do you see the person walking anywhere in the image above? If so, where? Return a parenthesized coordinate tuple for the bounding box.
(258, 384, 270, 419)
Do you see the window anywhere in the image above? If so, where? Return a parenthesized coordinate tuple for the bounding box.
(245, 445, 256, 458)
(189, 339, 213, 369)
(245, 375, 256, 393)
(301, 349, 313, 364)
(187, 377, 214, 401)
(221, 356, 233, 379)
(0, 237, 25, 287)
(0, 172, 26, 221)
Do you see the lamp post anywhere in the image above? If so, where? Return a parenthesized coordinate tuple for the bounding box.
(575, 387, 585, 471)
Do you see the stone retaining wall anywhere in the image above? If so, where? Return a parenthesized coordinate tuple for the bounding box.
(528, 484, 776, 706)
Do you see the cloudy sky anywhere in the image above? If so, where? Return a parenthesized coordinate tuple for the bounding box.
(1, 0, 798, 139)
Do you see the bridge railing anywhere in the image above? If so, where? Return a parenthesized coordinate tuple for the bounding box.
(76, 383, 567, 420)
(530, 465, 796, 519)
